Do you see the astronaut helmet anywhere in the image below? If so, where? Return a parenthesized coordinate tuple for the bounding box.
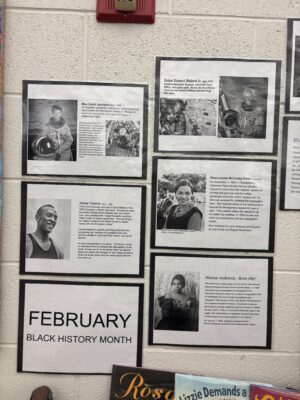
(35, 136, 57, 156)
(241, 87, 258, 111)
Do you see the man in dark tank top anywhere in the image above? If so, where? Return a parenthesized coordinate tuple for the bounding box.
(26, 204, 64, 259)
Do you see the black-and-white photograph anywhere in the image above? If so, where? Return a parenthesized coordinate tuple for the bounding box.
(155, 57, 280, 154)
(26, 198, 71, 260)
(153, 270, 199, 332)
(28, 99, 77, 162)
(293, 36, 300, 97)
(105, 120, 140, 157)
(218, 76, 268, 139)
(286, 19, 300, 113)
(159, 98, 216, 136)
(156, 173, 206, 231)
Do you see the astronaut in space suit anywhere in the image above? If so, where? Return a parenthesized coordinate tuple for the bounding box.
(235, 87, 265, 138)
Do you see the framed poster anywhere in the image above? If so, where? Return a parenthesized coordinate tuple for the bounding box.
(280, 117, 300, 210)
(20, 182, 146, 277)
(154, 57, 281, 155)
(149, 253, 273, 348)
(22, 80, 148, 178)
(286, 19, 300, 113)
(151, 157, 276, 252)
(18, 280, 143, 374)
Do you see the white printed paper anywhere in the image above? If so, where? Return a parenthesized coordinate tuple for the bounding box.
(286, 19, 300, 113)
(18, 281, 143, 374)
(280, 118, 300, 210)
(152, 157, 275, 251)
(23, 81, 148, 178)
(155, 57, 280, 154)
(150, 254, 272, 348)
(21, 182, 145, 276)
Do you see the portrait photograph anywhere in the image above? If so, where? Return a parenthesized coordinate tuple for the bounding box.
(156, 172, 206, 231)
(153, 270, 200, 332)
(105, 120, 140, 157)
(27, 99, 78, 162)
(218, 76, 268, 139)
(25, 198, 71, 261)
(159, 98, 217, 137)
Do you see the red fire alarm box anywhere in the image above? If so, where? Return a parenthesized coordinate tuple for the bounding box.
(96, 0, 155, 24)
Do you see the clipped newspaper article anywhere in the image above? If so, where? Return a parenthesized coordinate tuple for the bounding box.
(22, 81, 148, 178)
(20, 182, 146, 277)
(286, 18, 300, 113)
(151, 157, 276, 252)
(280, 117, 300, 210)
(18, 280, 143, 374)
(149, 254, 272, 348)
(154, 57, 281, 154)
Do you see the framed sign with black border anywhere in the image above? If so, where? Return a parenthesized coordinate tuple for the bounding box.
(280, 117, 300, 210)
(151, 156, 276, 252)
(149, 253, 273, 349)
(22, 80, 148, 179)
(154, 57, 281, 155)
(20, 181, 146, 277)
(18, 280, 144, 374)
(286, 19, 300, 114)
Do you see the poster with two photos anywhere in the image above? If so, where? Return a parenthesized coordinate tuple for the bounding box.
(154, 57, 281, 155)
(22, 80, 148, 179)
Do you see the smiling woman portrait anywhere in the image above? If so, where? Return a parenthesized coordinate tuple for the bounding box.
(164, 180, 202, 231)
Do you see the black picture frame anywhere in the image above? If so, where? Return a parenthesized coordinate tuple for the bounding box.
(148, 253, 273, 349)
(154, 57, 281, 155)
(17, 279, 144, 374)
(285, 18, 300, 114)
(151, 156, 276, 252)
(280, 116, 300, 210)
(20, 181, 146, 277)
(22, 80, 148, 179)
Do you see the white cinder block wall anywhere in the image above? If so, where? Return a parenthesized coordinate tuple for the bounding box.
(1, 1, 300, 399)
